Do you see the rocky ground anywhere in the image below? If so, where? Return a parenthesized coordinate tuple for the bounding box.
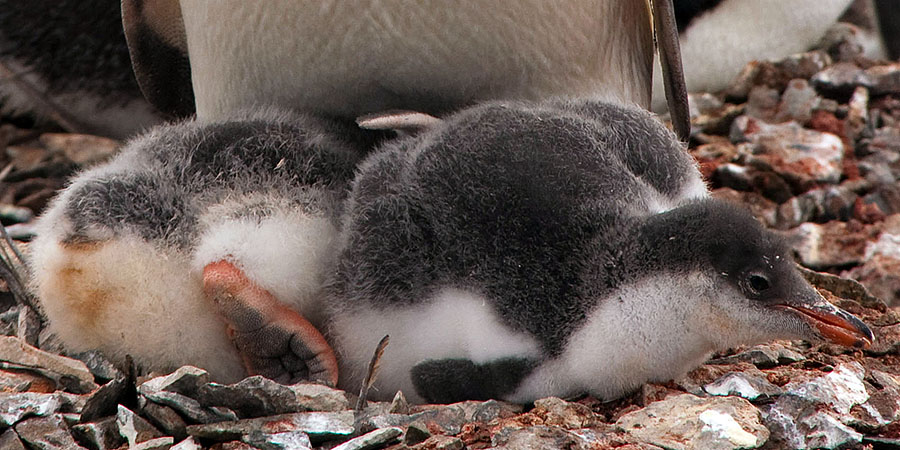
(0, 25, 899, 450)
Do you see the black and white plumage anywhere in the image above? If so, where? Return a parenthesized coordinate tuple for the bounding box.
(30, 107, 367, 383)
(328, 100, 873, 404)
(0, 0, 164, 138)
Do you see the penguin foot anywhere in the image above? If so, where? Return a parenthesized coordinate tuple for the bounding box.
(410, 357, 537, 404)
(202, 260, 339, 386)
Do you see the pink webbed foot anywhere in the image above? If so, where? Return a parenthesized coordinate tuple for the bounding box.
(202, 260, 339, 386)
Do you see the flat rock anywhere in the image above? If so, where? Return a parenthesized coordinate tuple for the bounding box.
(331, 427, 402, 450)
(186, 411, 355, 443)
(781, 221, 875, 270)
(69, 350, 120, 383)
(144, 389, 235, 424)
(196, 377, 349, 418)
(531, 397, 600, 429)
(15, 414, 87, 450)
(132, 436, 175, 450)
(242, 430, 312, 450)
(117, 404, 164, 447)
(616, 394, 769, 450)
(80, 374, 126, 422)
(0, 336, 96, 393)
(731, 116, 844, 186)
(140, 366, 209, 397)
(708, 342, 806, 368)
(0, 428, 25, 450)
(704, 372, 783, 401)
(71, 416, 126, 450)
(139, 398, 188, 440)
(0, 391, 84, 426)
(171, 437, 203, 450)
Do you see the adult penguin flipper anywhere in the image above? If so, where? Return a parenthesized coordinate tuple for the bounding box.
(121, 0, 195, 118)
(410, 358, 538, 404)
(652, 0, 690, 143)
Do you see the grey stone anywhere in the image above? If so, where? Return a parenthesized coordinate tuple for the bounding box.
(243, 430, 312, 450)
(774, 79, 820, 124)
(0, 368, 45, 392)
(0, 308, 17, 336)
(532, 397, 599, 429)
(709, 342, 805, 368)
(388, 390, 409, 414)
(404, 423, 431, 446)
(69, 350, 120, 383)
(186, 411, 355, 443)
(705, 372, 783, 401)
(762, 398, 862, 450)
(812, 62, 866, 95)
(132, 436, 175, 450)
(71, 416, 126, 450)
(144, 389, 235, 424)
(361, 400, 521, 435)
(196, 377, 349, 418)
(0, 392, 84, 426)
(417, 435, 465, 450)
(15, 305, 40, 347)
(331, 427, 402, 450)
(731, 116, 844, 185)
(492, 426, 593, 450)
(0, 336, 97, 393)
(745, 86, 780, 121)
(139, 366, 209, 397)
(117, 404, 164, 447)
(81, 375, 126, 422)
(617, 394, 769, 450)
(171, 437, 203, 450)
(0, 429, 25, 450)
(139, 398, 188, 441)
(15, 414, 88, 450)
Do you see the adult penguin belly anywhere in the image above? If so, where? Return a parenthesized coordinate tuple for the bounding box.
(183, 1, 652, 119)
(124, 0, 687, 135)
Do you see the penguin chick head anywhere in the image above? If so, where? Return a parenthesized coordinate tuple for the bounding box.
(639, 199, 874, 350)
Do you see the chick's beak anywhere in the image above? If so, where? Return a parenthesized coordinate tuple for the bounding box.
(773, 291, 874, 348)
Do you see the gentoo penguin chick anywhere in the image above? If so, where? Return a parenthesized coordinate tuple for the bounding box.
(29, 107, 366, 384)
(328, 100, 874, 404)
(123, 0, 690, 139)
(0, 0, 164, 138)
(651, 0, 855, 111)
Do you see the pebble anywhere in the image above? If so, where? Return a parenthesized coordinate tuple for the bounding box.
(0, 428, 26, 450)
(80, 374, 127, 422)
(15, 414, 88, 450)
(195, 376, 349, 418)
(117, 404, 165, 447)
(0, 391, 84, 426)
(171, 436, 203, 450)
(0, 335, 97, 393)
(139, 398, 189, 440)
(144, 389, 237, 424)
(139, 366, 210, 397)
(708, 342, 806, 368)
(242, 430, 312, 450)
(71, 416, 126, 450)
(704, 372, 783, 401)
(531, 397, 599, 429)
(616, 394, 768, 450)
(331, 427, 402, 450)
(186, 411, 355, 443)
(731, 116, 845, 186)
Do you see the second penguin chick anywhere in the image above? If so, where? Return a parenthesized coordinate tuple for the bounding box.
(329, 100, 873, 404)
(30, 107, 366, 384)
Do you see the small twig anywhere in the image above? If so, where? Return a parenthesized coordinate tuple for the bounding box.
(0, 222, 27, 267)
(356, 335, 390, 411)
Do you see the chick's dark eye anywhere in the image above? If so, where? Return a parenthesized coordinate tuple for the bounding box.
(748, 273, 771, 292)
